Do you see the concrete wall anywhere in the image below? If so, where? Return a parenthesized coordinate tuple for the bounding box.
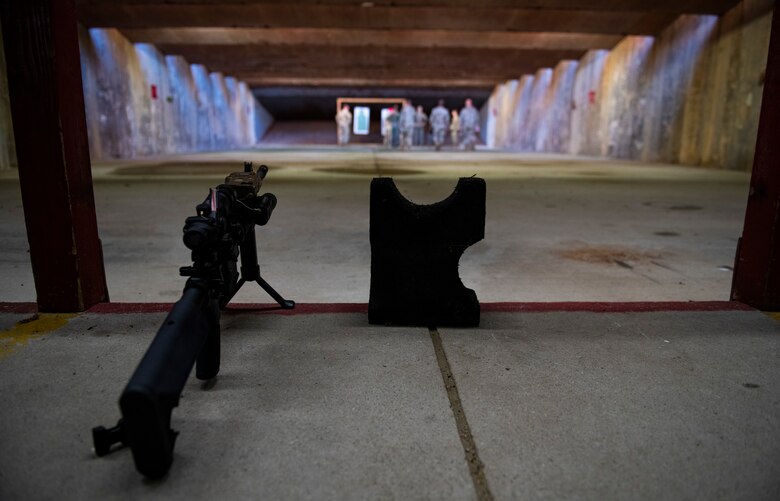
(78, 27, 273, 161)
(0, 20, 16, 170)
(692, 0, 772, 170)
(484, 0, 772, 171)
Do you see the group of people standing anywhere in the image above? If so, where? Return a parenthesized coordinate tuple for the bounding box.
(335, 98, 481, 151)
(427, 98, 481, 151)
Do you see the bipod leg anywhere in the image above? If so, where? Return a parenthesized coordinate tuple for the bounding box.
(221, 278, 245, 308)
(256, 276, 295, 309)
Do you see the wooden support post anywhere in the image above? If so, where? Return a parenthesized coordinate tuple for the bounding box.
(731, 6, 780, 309)
(1, 0, 108, 312)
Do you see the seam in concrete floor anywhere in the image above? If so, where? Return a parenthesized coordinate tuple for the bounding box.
(430, 327, 494, 501)
(0, 305, 495, 497)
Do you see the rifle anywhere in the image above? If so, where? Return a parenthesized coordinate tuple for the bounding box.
(91, 162, 294, 479)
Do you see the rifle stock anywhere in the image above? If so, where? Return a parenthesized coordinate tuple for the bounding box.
(120, 280, 216, 478)
(92, 163, 293, 479)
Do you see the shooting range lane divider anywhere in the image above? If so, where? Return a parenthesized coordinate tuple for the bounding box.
(0, 313, 76, 359)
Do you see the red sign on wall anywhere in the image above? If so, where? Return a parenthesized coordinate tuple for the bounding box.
(150, 84, 158, 100)
(588, 90, 596, 104)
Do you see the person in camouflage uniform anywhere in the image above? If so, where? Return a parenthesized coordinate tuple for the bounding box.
(399, 101, 416, 150)
(458, 98, 480, 151)
(386, 105, 401, 148)
(429, 100, 450, 151)
(413, 105, 428, 146)
(450, 109, 460, 147)
(382, 108, 393, 147)
(335, 104, 352, 146)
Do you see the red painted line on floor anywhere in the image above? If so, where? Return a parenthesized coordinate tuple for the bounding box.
(87, 302, 171, 313)
(85, 302, 369, 314)
(480, 301, 755, 313)
(0, 301, 756, 315)
(0, 303, 38, 314)
(224, 303, 368, 315)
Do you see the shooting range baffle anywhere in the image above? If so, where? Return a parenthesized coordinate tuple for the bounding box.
(369, 177, 485, 327)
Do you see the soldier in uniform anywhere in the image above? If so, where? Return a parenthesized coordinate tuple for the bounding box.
(429, 100, 450, 151)
(399, 101, 416, 150)
(382, 108, 393, 147)
(385, 105, 401, 148)
(450, 109, 460, 147)
(459, 98, 480, 151)
(413, 105, 428, 146)
(335, 104, 352, 146)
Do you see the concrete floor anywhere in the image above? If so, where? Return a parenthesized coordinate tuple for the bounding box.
(0, 147, 751, 303)
(2, 148, 777, 500)
(1, 308, 779, 499)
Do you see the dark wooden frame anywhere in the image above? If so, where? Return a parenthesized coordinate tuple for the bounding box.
(731, 6, 780, 310)
(1, 0, 108, 312)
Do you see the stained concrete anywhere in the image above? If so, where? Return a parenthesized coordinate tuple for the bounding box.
(1, 308, 779, 499)
(0, 148, 750, 304)
(0, 146, 774, 500)
(439, 311, 780, 500)
(0, 312, 473, 500)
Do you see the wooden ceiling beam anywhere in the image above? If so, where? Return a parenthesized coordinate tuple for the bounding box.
(243, 77, 502, 89)
(159, 45, 586, 87)
(77, 4, 678, 36)
(122, 28, 623, 51)
(76, 0, 741, 16)
(228, 68, 562, 84)
(156, 44, 587, 68)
